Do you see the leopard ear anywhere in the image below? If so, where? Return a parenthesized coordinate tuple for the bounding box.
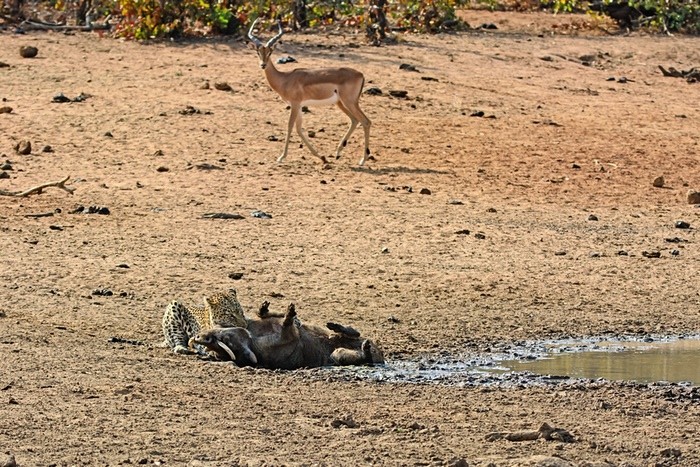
(228, 288, 238, 298)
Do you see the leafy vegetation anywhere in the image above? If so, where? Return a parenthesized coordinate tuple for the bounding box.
(1, 0, 697, 39)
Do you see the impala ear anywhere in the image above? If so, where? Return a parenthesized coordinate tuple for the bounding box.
(247, 42, 257, 50)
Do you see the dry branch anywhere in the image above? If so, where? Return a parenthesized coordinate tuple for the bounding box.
(20, 19, 111, 31)
(0, 176, 75, 197)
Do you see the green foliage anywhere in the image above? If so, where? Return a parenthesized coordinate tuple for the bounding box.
(391, 0, 464, 32)
(549, 0, 584, 14)
(621, 0, 700, 33)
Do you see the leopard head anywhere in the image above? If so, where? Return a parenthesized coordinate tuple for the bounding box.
(203, 289, 247, 329)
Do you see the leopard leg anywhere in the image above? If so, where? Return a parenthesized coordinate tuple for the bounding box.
(162, 301, 200, 354)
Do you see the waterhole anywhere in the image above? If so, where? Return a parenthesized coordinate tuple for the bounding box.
(496, 337, 700, 385)
(310, 336, 700, 387)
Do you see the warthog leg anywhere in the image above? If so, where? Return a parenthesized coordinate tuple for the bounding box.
(326, 322, 361, 338)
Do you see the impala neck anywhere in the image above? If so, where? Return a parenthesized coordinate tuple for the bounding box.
(263, 60, 287, 97)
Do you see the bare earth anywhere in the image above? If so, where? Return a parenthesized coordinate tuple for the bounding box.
(1, 11, 700, 467)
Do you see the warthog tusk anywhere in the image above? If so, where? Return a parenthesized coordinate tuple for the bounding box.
(216, 341, 236, 361)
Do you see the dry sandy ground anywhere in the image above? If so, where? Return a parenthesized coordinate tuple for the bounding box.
(1, 11, 700, 467)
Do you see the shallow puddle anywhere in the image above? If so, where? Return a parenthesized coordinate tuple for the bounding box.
(496, 337, 700, 385)
(308, 336, 700, 387)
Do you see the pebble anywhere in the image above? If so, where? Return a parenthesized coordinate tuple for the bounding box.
(675, 220, 690, 229)
(687, 190, 700, 205)
(1, 454, 17, 467)
(19, 45, 38, 58)
(14, 140, 31, 155)
(455, 229, 470, 235)
(419, 188, 431, 195)
(251, 210, 272, 219)
(652, 176, 665, 188)
(642, 251, 661, 258)
(588, 214, 598, 221)
(554, 251, 566, 256)
(0, 106, 12, 114)
(589, 252, 601, 258)
(0, 172, 8, 179)
(156, 166, 169, 172)
(474, 233, 486, 240)
(671, 249, 680, 256)
(448, 199, 463, 205)
(213, 82, 232, 91)
(228, 272, 244, 280)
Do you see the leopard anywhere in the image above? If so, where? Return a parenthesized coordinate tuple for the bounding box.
(162, 289, 247, 355)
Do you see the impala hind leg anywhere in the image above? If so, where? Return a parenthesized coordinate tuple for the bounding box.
(335, 101, 359, 160)
(342, 101, 371, 166)
(295, 113, 327, 163)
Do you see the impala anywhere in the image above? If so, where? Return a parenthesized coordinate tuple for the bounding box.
(248, 19, 372, 166)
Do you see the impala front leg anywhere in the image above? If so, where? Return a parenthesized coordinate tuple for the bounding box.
(278, 104, 300, 163)
(295, 113, 327, 164)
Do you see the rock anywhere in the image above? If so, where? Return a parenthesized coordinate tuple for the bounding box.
(307, 130, 316, 138)
(0, 162, 11, 170)
(554, 251, 566, 256)
(447, 458, 468, 467)
(590, 252, 601, 258)
(52, 93, 71, 103)
(0, 171, 8, 179)
(19, 45, 38, 58)
(276, 56, 297, 64)
(687, 190, 700, 204)
(572, 163, 581, 169)
(617, 250, 628, 256)
(642, 251, 661, 258)
(156, 166, 169, 172)
(652, 176, 665, 188)
(455, 229, 470, 235)
(588, 214, 598, 221)
(0, 106, 12, 114)
(92, 288, 113, 296)
(388, 90, 408, 99)
(228, 272, 244, 280)
(251, 210, 272, 219)
(365, 87, 382, 96)
(660, 447, 681, 458)
(1, 454, 17, 467)
(671, 249, 680, 256)
(675, 220, 690, 229)
(330, 414, 357, 428)
(41, 145, 53, 153)
(486, 207, 497, 213)
(474, 233, 486, 240)
(214, 82, 232, 91)
(381, 247, 390, 254)
(448, 199, 463, 205)
(419, 188, 431, 195)
(14, 140, 31, 155)
(399, 63, 419, 72)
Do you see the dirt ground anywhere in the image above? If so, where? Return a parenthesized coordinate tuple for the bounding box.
(1, 10, 700, 467)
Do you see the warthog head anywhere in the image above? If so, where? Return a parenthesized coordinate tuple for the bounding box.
(190, 327, 258, 367)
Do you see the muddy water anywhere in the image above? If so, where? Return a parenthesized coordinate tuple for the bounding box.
(303, 336, 700, 387)
(498, 338, 700, 385)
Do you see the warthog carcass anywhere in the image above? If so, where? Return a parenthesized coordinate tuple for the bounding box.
(190, 302, 384, 369)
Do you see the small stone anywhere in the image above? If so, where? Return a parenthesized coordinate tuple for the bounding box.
(687, 190, 700, 205)
(590, 252, 601, 258)
(618, 250, 628, 256)
(365, 87, 382, 96)
(156, 166, 169, 172)
(588, 214, 598, 221)
(0, 172, 9, 179)
(0, 163, 11, 170)
(14, 140, 31, 155)
(554, 251, 566, 256)
(408, 422, 425, 430)
(41, 145, 53, 153)
(675, 220, 690, 229)
(474, 233, 486, 240)
(267, 135, 279, 142)
(642, 251, 661, 258)
(381, 247, 390, 254)
(104, 131, 113, 138)
(307, 130, 316, 138)
(448, 199, 463, 205)
(0, 106, 12, 114)
(228, 272, 244, 280)
(652, 176, 665, 188)
(455, 229, 470, 235)
(251, 210, 272, 219)
(19, 45, 38, 58)
(116, 263, 130, 268)
(447, 458, 468, 467)
(486, 207, 497, 213)
(419, 188, 431, 195)
(200, 81, 210, 89)
(214, 82, 233, 92)
(671, 249, 680, 256)
(52, 93, 71, 103)
(660, 448, 681, 458)
(2, 454, 17, 467)
(572, 163, 581, 169)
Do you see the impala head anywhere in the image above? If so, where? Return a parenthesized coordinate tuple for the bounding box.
(248, 18, 284, 70)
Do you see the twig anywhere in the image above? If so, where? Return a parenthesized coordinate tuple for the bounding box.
(0, 176, 75, 197)
(20, 19, 111, 31)
(24, 212, 56, 218)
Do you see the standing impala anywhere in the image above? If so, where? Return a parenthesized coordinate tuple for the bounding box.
(248, 19, 372, 166)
